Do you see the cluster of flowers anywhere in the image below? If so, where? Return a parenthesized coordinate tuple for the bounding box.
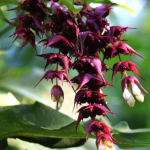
(10, 0, 147, 149)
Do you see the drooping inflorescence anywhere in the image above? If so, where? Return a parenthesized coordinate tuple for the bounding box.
(10, 0, 147, 149)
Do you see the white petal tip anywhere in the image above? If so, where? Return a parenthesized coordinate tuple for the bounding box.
(136, 94, 144, 103)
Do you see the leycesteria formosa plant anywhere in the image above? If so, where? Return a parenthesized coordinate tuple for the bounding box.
(9, 0, 148, 149)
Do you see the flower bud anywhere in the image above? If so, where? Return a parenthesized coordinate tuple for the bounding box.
(51, 85, 64, 110)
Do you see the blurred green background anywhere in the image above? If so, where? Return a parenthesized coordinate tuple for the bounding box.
(0, 0, 150, 149)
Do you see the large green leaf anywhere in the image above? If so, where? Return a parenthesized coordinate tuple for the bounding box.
(0, 0, 17, 6)
(0, 101, 74, 129)
(114, 134, 150, 149)
(0, 101, 93, 148)
(0, 109, 93, 148)
(0, 109, 89, 139)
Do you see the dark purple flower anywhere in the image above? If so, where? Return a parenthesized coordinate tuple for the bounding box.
(76, 104, 115, 130)
(73, 57, 105, 80)
(86, 121, 113, 140)
(34, 70, 74, 90)
(79, 31, 105, 56)
(112, 61, 145, 81)
(10, 28, 36, 52)
(71, 73, 113, 91)
(9, 0, 47, 22)
(37, 53, 73, 74)
(74, 90, 109, 110)
(104, 43, 144, 60)
(12, 14, 44, 36)
(104, 26, 135, 44)
(51, 3, 71, 25)
(62, 20, 79, 41)
(96, 134, 119, 150)
(39, 35, 75, 55)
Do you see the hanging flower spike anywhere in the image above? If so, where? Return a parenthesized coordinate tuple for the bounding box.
(51, 85, 64, 110)
(121, 76, 148, 107)
(96, 134, 117, 150)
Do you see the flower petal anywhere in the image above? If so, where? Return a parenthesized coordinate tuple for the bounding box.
(132, 83, 141, 96)
(127, 94, 135, 107)
(123, 87, 131, 101)
(136, 94, 144, 102)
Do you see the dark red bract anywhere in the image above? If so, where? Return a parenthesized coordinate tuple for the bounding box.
(10, 28, 36, 52)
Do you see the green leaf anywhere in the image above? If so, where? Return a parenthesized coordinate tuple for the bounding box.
(0, 102, 94, 148)
(17, 136, 86, 148)
(0, 101, 74, 129)
(92, 0, 136, 16)
(0, 101, 95, 148)
(113, 134, 150, 149)
(0, 0, 18, 6)
(113, 121, 150, 134)
(60, 0, 83, 14)
(115, 3, 136, 16)
(0, 109, 93, 139)
(0, 8, 5, 19)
